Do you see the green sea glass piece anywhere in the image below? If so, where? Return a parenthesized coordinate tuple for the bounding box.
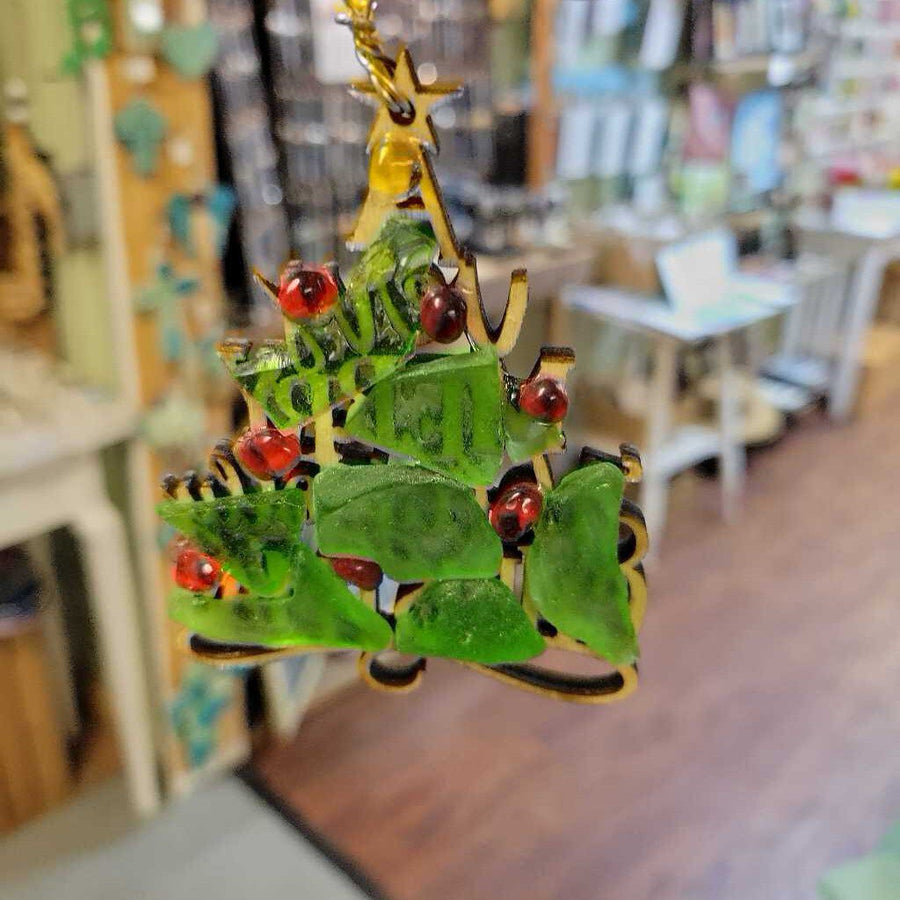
(220, 215, 437, 428)
(502, 395, 564, 462)
(158, 490, 306, 596)
(395, 578, 544, 664)
(313, 463, 502, 582)
(344, 346, 504, 486)
(169, 542, 392, 651)
(524, 462, 637, 665)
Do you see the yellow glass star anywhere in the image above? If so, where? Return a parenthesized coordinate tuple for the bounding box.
(352, 46, 460, 153)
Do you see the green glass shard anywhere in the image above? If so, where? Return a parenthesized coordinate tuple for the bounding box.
(343, 347, 504, 486)
(219, 215, 437, 428)
(395, 578, 544, 664)
(502, 395, 565, 462)
(168, 542, 392, 651)
(313, 463, 502, 582)
(221, 342, 410, 430)
(158, 490, 306, 596)
(524, 462, 637, 665)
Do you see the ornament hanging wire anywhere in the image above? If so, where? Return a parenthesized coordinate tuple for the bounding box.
(336, 0, 416, 122)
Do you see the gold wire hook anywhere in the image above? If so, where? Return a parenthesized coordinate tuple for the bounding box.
(336, 0, 415, 121)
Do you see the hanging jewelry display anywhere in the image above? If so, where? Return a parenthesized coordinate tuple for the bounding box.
(157, 0, 649, 703)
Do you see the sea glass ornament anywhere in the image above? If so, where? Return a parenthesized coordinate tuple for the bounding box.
(219, 215, 437, 429)
(525, 461, 637, 665)
(169, 542, 392, 651)
(313, 463, 502, 582)
(156, 0, 649, 704)
(343, 346, 504, 486)
(158, 490, 306, 596)
(394, 579, 544, 664)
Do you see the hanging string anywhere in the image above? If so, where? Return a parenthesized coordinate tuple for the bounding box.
(336, 0, 415, 122)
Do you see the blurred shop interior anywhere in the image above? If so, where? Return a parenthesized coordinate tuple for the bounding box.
(1, 1, 899, 898)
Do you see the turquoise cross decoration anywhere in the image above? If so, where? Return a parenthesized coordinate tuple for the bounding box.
(135, 262, 199, 362)
(170, 664, 234, 769)
(114, 98, 167, 177)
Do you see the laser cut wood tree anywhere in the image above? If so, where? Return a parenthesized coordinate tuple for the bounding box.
(157, 0, 649, 703)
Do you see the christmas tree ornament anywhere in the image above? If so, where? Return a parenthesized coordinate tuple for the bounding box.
(156, 1, 649, 703)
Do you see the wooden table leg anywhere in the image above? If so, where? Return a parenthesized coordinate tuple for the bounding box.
(640, 335, 677, 547)
(70, 458, 160, 817)
(716, 333, 745, 520)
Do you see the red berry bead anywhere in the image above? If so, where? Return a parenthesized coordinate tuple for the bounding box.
(420, 283, 467, 343)
(327, 557, 383, 590)
(174, 546, 222, 592)
(489, 483, 543, 542)
(235, 427, 302, 480)
(518, 376, 568, 423)
(277, 261, 339, 320)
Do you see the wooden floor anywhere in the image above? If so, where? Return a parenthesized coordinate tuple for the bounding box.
(254, 363, 900, 900)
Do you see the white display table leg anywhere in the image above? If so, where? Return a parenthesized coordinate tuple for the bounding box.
(640, 335, 677, 546)
(69, 457, 160, 817)
(716, 334, 745, 520)
(830, 246, 886, 421)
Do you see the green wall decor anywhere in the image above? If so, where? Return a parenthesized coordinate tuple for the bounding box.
(135, 262, 198, 361)
(160, 22, 219, 79)
(62, 0, 113, 74)
(114, 97, 167, 177)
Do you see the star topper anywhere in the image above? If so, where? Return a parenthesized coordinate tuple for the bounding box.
(350, 46, 460, 153)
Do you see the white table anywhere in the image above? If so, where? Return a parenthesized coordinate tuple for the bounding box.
(560, 285, 788, 543)
(0, 360, 160, 817)
(792, 209, 900, 420)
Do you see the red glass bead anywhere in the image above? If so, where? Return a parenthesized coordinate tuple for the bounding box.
(489, 483, 543, 542)
(327, 557, 383, 590)
(235, 427, 302, 480)
(419, 283, 467, 343)
(277, 261, 339, 320)
(174, 546, 222, 592)
(518, 376, 568, 423)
